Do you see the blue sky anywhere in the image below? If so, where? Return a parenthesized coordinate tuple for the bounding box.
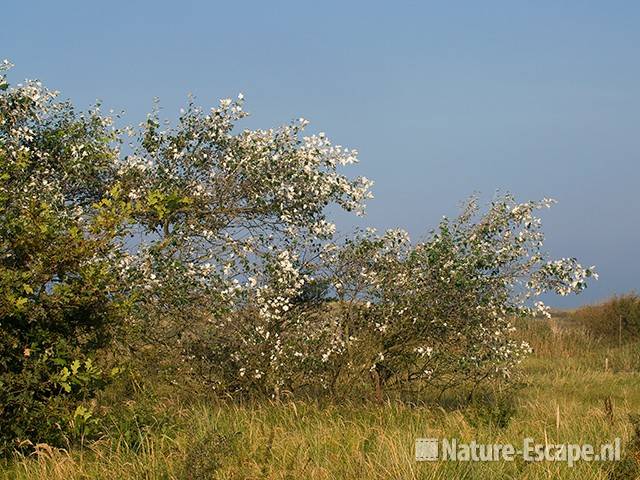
(3, 1, 639, 306)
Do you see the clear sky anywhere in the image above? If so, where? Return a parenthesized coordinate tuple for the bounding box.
(3, 1, 638, 306)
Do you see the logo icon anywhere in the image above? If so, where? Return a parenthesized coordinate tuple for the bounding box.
(416, 438, 439, 461)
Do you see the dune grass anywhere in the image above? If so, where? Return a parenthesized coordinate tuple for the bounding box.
(2, 318, 640, 479)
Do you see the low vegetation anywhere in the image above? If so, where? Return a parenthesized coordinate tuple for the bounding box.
(1, 315, 639, 479)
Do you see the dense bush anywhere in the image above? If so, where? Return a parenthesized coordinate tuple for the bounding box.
(570, 293, 640, 344)
(0, 61, 128, 453)
(313, 198, 596, 400)
(179, 197, 596, 400)
(0, 61, 597, 452)
(112, 93, 373, 395)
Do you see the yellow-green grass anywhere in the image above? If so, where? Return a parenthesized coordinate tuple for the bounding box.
(2, 318, 639, 480)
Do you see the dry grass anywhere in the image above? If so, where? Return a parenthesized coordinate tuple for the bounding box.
(2, 317, 640, 479)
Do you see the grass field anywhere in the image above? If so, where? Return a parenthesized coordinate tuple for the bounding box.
(2, 317, 640, 479)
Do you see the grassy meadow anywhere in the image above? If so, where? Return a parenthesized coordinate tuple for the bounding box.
(2, 311, 640, 480)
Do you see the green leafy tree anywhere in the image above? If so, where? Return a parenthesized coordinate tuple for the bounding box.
(0, 61, 128, 453)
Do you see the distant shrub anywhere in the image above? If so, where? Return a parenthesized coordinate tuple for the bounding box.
(571, 294, 640, 344)
(513, 317, 602, 358)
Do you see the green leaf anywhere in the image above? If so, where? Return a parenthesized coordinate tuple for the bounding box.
(14, 297, 28, 307)
(71, 359, 81, 375)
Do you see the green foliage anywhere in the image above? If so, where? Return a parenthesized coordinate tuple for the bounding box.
(0, 335, 114, 453)
(0, 64, 127, 454)
(465, 388, 520, 430)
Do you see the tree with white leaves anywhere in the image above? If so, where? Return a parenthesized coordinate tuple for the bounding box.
(115, 94, 374, 392)
(320, 195, 597, 401)
(0, 61, 598, 452)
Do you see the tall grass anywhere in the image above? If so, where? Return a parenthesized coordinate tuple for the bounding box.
(2, 312, 640, 479)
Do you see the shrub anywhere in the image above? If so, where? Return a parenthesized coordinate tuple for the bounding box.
(0, 61, 128, 454)
(0, 60, 598, 427)
(570, 294, 640, 344)
(318, 197, 597, 400)
(113, 95, 373, 397)
(179, 196, 597, 401)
